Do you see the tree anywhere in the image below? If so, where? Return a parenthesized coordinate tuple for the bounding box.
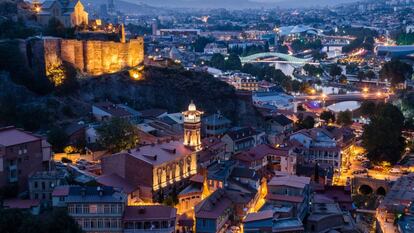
(96, 117, 139, 153)
(336, 110, 353, 126)
(320, 111, 335, 123)
(338, 74, 348, 84)
(47, 127, 69, 152)
(360, 101, 376, 117)
(379, 59, 413, 86)
(225, 53, 242, 71)
(329, 64, 342, 77)
(297, 115, 315, 129)
(210, 53, 225, 70)
(357, 71, 365, 82)
(0, 208, 83, 233)
(365, 70, 376, 80)
(194, 36, 214, 53)
(44, 17, 75, 38)
(361, 103, 405, 165)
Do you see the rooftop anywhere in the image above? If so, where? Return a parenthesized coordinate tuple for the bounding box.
(195, 189, 233, 219)
(115, 139, 193, 167)
(65, 186, 126, 203)
(0, 126, 40, 147)
(244, 210, 274, 223)
(268, 175, 310, 189)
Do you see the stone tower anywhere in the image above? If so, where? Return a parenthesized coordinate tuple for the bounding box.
(120, 24, 126, 43)
(182, 101, 203, 151)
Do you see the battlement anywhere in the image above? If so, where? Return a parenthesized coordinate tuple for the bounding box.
(33, 37, 144, 76)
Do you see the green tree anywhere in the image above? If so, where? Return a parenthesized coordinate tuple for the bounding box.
(362, 103, 405, 165)
(379, 59, 413, 86)
(320, 110, 335, 123)
(336, 110, 353, 126)
(210, 53, 225, 70)
(360, 101, 377, 117)
(297, 115, 315, 129)
(44, 17, 75, 38)
(96, 117, 139, 153)
(329, 64, 342, 77)
(47, 127, 69, 152)
(194, 36, 214, 53)
(225, 53, 242, 71)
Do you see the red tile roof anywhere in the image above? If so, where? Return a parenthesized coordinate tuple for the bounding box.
(234, 144, 285, 162)
(52, 186, 70, 196)
(96, 173, 136, 194)
(266, 193, 304, 203)
(243, 210, 274, 223)
(3, 199, 40, 209)
(0, 126, 40, 147)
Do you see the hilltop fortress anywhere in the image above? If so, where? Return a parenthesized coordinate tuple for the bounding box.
(33, 36, 144, 76)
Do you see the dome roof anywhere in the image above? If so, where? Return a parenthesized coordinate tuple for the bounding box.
(188, 102, 196, 111)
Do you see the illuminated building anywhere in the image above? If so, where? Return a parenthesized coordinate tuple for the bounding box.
(101, 139, 198, 193)
(101, 103, 203, 196)
(182, 101, 204, 151)
(36, 0, 88, 28)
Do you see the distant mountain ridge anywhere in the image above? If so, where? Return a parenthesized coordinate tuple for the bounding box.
(123, 0, 359, 9)
(83, 0, 167, 14)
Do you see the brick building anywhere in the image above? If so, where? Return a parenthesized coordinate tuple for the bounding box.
(0, 126, 51, 192)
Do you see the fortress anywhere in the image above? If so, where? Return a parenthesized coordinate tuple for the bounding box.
(31, 36, 144, 76)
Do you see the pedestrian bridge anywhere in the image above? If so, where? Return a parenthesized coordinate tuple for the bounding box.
(240, 52, 319, 65)
(294, 92, 391, 106)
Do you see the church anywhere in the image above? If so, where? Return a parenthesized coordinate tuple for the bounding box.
(35, 0, 88, 28)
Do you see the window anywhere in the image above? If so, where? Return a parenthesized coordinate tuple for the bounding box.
(75, 204, 82, 214)
(111, 204, 116, 214)
(83, 205, 89, 214)
(68, 205, 75, 213)
(34, 181, 38, 188)
(89, 204, 98, 214)
(35, 193, 38, 199)
(97, 219, 103, 229)
(41, 182, 45, 190)
(104, 204, 110, 213)
(42, 193, 46, 199)
(105, 219, 111, 228)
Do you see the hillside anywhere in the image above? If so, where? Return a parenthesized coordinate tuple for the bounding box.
(0, 65, 261, 132)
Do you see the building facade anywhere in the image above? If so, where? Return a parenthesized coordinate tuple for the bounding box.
(0, 126, 51, 192)
(65, 186, 127, 233)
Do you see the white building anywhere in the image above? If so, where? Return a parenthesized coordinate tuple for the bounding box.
(252, 91, 294, 110)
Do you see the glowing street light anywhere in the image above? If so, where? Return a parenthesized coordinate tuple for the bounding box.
(363, 87, 369, 93)
(376, 91, 382, 97)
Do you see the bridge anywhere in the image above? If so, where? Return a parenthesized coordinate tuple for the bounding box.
(351, 176, 392, 196)
(240, 52, 319, 65)
(293, 92, 391, 106)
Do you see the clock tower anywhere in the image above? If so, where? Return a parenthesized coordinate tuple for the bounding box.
(182, 101, 203, 151)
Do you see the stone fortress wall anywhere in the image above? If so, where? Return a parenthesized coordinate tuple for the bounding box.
(40, 37, 144, 76)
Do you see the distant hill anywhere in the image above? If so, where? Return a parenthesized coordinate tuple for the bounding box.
(83, 0, 167, 15)
(122, 0, 359, 9)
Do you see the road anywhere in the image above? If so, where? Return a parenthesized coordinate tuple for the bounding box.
(334, 145, 400, 186)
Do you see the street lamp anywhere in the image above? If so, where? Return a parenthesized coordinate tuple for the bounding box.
(363, 87, 369, 93)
